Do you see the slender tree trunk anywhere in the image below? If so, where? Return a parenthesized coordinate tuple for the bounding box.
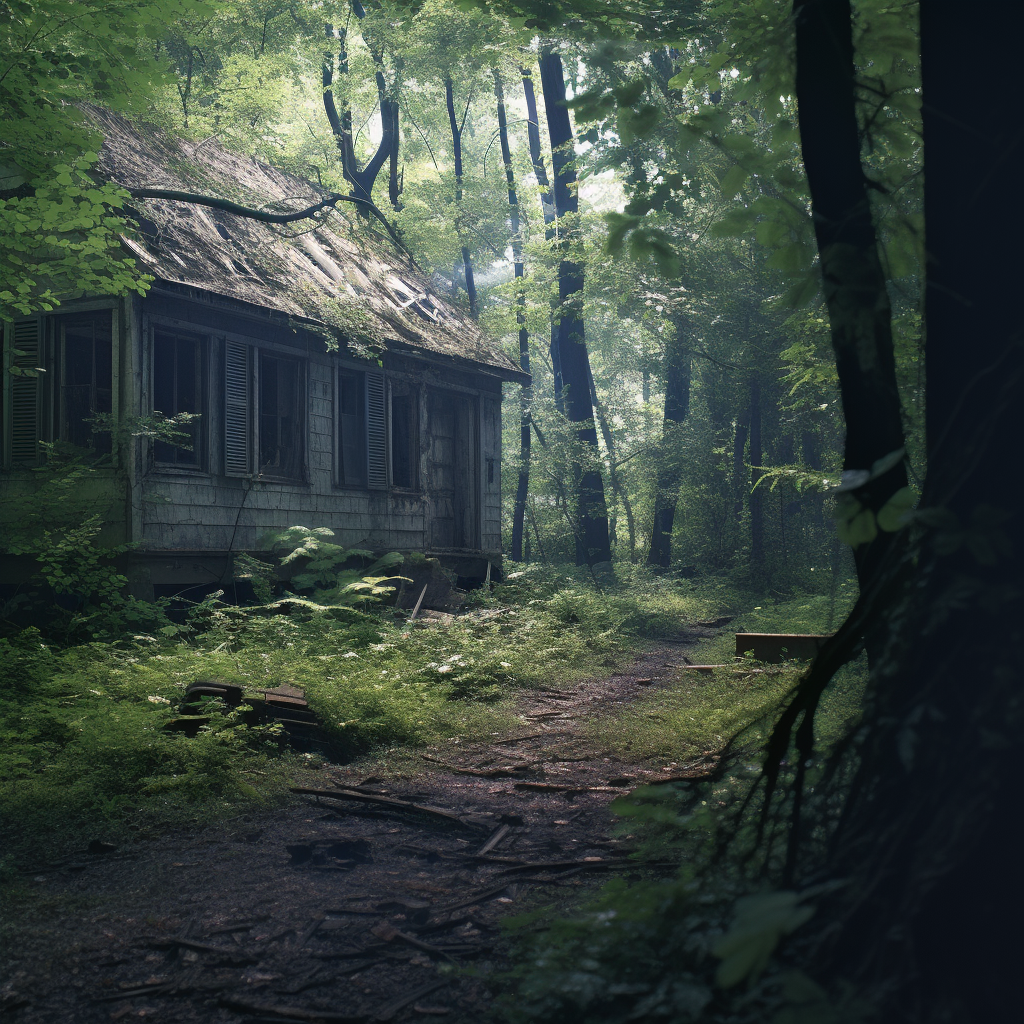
(495, 71, 531, 563)
(647, 311, 691, 568)
(539, 49, 610, 566)
(794, 0, 907, 593)
(733, 411, 749, 518)
(588, 365, 636, 561)
(445, 78, 477, 317)
(748, 376, 764, 569)
(522, 67, 563, 414)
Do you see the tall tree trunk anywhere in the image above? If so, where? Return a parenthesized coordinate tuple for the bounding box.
(495, 71, 531, 563)
(647, 310, 691, 568)
(794, 0, 907, 594)
(539, 49, 611, 566)
(588, 364, 636, 561)
(748, 376, 764, 569)
(323, 16, 400, 209)
(764, 3, 1023, 1017)
(445, 78, 477, 317)
(522, 67, 563, 414)
(732, 410, 749, 518)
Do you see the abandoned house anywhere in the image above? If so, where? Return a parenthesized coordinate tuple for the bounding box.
(0, 107, 527, 598)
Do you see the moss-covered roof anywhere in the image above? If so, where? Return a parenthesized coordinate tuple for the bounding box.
(90, 107, 525, 381)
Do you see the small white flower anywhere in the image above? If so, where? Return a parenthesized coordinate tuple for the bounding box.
(437, 665, 454, 675)
(500, 662, 512, 669)
(147, 695, 171, 704)
(343, 651, 359, 659)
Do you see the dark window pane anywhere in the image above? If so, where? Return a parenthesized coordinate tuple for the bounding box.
(61, 312, 112, 452)
(391, 392, 417, 488)
(259, 353, 303, 479)
(176, 339, 197, 413)
(338, 370, 366, 487)
(153, 330, 202, 466)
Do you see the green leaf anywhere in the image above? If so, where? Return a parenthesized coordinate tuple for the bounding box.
(876, 487, 917, 531)
(719, 164, 748, 200)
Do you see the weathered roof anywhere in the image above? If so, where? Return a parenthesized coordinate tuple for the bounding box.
(89, 106, 525, 381)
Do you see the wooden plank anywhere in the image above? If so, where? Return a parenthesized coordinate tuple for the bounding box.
(734, 633, 830, 663)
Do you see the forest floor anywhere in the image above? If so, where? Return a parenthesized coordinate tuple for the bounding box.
(0, 629, 729, 1024)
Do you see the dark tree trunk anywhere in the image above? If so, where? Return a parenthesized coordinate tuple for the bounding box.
(794, 0, 907, 593)
(816, 4, 1024, 1016)
(495, 71, 531, 563)
(772, 3, 1023, 1018)
(323, 18, 400, 209)
(748, 376, 764, 568)
(647, 312, 691, 568)
(802, 428, 825, 526)
(539, 49, 611, 566)
(732, 411, 749, 518)
(445, 78, 477, 318)
(523, 67, 563, 414)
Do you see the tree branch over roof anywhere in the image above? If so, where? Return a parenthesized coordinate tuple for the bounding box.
(125, 187, 418, 268)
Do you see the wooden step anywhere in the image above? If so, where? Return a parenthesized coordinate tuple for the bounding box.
(734, 633, 830, 663)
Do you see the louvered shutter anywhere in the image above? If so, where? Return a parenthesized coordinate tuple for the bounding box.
(224, 341, 252, 476)
(9, 319, 42, 465)
(365, 370, 387, 489)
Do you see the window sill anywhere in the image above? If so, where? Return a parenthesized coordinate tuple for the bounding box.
(148, 464, 209, 477)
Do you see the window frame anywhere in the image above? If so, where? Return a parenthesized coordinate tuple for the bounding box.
(334, 363, 387, 491)
(388, 379, 419, 491)
(53, 308, 116, 455)
(256, 348, 307, 482)
(221, 337, 308, 483)
(150, 325, 208, 472)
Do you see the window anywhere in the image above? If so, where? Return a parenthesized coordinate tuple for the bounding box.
(59, 311, 112, 454)
(338, 369, 366, 487)
(259, 352, 304, 479)
(152, 328, 204, 467)
(222, 341, 306, 481)
(390, 383, 418, 489)
(336, 366, 386, 489)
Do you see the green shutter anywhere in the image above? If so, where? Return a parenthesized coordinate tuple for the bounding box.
(366, 369, 387, 489)
(224, 340, 252, 476)
(9, 319, 42, 465)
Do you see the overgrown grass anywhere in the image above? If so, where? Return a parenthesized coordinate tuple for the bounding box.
(0, 564, 728, 876)
(587, 585, 865, 762)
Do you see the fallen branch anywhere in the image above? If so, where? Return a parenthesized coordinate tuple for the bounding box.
(513, 782, 618, 793)
(476, 823, 512, 856)
(371, 979, 448, 1022)
(370, 923, 456, 962)
(290, 788, 487, 832)
(219, 994, 365, 1022)
(144, 937, 256, 963)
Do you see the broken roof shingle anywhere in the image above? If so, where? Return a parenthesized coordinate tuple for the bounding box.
(89, 106, 525, 381)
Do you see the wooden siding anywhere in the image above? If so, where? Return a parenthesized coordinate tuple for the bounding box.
(137, 303, 502, 558)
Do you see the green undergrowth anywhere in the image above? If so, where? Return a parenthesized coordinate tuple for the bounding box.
(0, 564, 725, 878)
(589, 587, 865, 763)
(494, 586, 870, 1024)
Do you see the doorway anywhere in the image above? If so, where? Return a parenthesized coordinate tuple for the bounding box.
(428, 390, 477, 549)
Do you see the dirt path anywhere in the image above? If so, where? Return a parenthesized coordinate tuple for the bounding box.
(1, 636, 718, 1024)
